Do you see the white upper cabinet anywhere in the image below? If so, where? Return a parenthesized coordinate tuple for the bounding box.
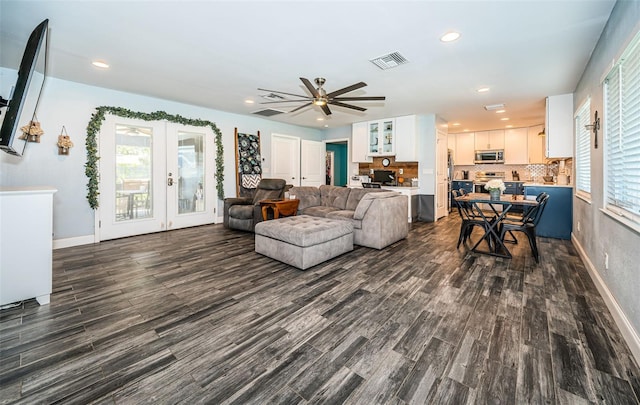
(395, 115, 418, 161)
(527, 125, 546, 164)
(475, 130, 505, 150)
(455, 132, 475, 165)
(368, 118, 395, 156)
(546, 93, 574, 158)
(504, 128, 528, 164)
(351, 121, 372, 163)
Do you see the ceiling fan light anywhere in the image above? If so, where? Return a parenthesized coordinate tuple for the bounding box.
(313, 99, 327, 106)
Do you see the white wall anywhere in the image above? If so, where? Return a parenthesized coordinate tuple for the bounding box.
(572, 0, 640, 358)
(0, 70, 323, 241)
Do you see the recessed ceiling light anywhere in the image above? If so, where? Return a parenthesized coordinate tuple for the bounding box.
(316, 117, 324, 121)
(92, 60, 109, 69)
(440, 31, 461, 42)
(505, 125, 513, 128)
(463, 129, 470, 132)
(477, 87, 490, 93)
(324, 124, 329, 128)
(500, 117, 510, 121)
(244, 99, 255, 104)
(452, 122, 461, 126)
(495, 109, 506, 114)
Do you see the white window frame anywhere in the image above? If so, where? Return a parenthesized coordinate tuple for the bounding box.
(574, 98, 591, 199)
(603, 30, 640, 232)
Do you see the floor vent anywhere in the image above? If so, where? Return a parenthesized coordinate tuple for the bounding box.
(370, 51, 408, 70)
(252, 108, 286, 117)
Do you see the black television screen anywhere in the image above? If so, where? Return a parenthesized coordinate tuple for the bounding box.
(0, 19, 49, 156)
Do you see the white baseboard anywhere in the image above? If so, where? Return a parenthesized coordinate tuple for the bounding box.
(53, 234, 95, 250)
(572, 233, 640, 364)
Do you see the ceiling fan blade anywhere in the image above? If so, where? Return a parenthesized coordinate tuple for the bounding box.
(326, 82, 366, 98)
(260, 100, 313, 104)
(328, 100, 367, 112)
(300, 78, 320, 97)
(321, 104, 332, 116)
(333, 96, 386, 101)
(257, 88, 310, 99)
(289, 102, 313, 113)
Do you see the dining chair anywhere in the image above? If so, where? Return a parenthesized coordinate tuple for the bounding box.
(498, 193, 550, 262)
(452, 190, 494, 249)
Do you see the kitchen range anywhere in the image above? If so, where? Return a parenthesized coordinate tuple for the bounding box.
(473, 171, 505, 193)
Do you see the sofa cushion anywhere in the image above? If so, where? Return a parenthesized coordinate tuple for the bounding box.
(325, 210, 355, 221)
(229, 204, 255, 219)
(354, 191, 401, 220)
(252, 188, 283, 205)
(301, 206, 340, 218)
(345, 187, 383, 211)
(290, 186, 321, 211)
(319, 185, 350, 209)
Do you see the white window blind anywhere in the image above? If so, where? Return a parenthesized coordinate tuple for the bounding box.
(575, 99, 591, 195)
(604, 31, 640, 225)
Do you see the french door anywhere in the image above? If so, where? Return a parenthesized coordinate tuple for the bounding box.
(98, 116, 216, 241)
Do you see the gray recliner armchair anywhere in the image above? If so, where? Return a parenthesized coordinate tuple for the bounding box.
(223, 178, 287, 231)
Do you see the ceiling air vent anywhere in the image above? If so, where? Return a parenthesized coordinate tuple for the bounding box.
(370, 51, 408, 70)
(484, 103, 505, 111)
(261, 93, 287, 102)
(252, 108, 286, 117)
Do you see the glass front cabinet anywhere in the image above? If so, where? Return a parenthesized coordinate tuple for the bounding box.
(368, 119, 395, 156)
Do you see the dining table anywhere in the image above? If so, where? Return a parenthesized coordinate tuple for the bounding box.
(454, 192, 539, 259)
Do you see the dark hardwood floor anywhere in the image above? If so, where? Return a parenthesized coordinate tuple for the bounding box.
(1, 216, 639, 404)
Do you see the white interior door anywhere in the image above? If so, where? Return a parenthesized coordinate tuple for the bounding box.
(99, 116, 216, 241)
(301, 140, 325, 186)
(271, 134, 300, 186)
(436, 130, 449, 219)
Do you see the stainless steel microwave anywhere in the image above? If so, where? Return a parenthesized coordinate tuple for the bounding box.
(474, 149, 504, 164)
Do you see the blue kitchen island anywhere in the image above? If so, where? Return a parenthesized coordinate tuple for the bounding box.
(524, 184, 573, 240)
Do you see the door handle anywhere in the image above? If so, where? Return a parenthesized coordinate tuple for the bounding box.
(167, 177, 174, 186)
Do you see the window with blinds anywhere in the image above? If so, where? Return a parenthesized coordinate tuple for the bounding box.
(575, 99, 591, 196)
(604, 31, 640, 226)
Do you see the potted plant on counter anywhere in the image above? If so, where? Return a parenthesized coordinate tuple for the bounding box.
(484, 179, 506, 201)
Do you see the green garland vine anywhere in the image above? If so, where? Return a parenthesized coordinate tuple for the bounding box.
(85, 106, 224, 209)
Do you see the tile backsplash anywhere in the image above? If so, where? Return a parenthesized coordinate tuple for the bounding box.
(454, 160, 573, 183)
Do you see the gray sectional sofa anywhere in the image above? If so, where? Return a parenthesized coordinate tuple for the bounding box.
(289, 185, 408, 249)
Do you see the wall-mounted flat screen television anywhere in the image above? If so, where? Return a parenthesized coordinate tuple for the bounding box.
(0, 19, 49, 156)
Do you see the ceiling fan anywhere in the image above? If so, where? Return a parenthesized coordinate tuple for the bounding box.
(258, 77, 385, 116)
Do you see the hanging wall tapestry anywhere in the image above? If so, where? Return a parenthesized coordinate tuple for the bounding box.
(235, 128, 262, 197)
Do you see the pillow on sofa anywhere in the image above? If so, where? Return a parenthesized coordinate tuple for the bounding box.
(320, 185, 350, 209)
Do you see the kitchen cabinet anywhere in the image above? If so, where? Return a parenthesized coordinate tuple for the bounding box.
(448, 133, 456, 156)
(474, 130, 504, 150)
(368, 118, 395, 156)
(527, 125, 546, 164)
(524, 185, 572, 239)
(395, 115, 418, 161)
(351, 121, 372, 163)
(452, 180, 473, 194)
(454, 132, 475, 165)
(504, 128, 528, 164)
(546, 93, 573, 158)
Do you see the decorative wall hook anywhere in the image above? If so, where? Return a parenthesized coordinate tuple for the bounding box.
(18, 117, 45, 143)
(57, 126, 74, 155)
(585, 110, 600, 149)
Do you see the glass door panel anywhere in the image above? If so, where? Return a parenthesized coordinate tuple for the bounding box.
(177, 131, 205, 214)
(369, 122, 379, 154)
(382, 120, 394, 154)
(115, 124, 153, 221)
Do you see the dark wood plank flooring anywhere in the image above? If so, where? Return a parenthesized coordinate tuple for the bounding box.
(1, 216, 639, 404)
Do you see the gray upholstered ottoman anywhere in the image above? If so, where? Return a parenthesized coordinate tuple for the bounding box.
(254, 215, 354, 270)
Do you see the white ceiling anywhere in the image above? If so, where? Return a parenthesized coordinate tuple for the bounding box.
(0, 0, 615, 132)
